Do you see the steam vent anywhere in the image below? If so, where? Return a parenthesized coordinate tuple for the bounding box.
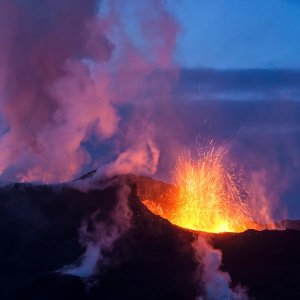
(0, 174, 300, 300)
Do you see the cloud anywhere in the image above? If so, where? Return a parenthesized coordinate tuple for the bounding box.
(178, 68, 300, 101)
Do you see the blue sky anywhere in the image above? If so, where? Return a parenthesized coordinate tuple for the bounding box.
(167, 0, 300, 69)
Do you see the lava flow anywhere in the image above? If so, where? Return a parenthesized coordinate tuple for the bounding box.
(141, 146, 263, 233)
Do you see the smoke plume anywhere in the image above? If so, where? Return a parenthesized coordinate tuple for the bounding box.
(193, 235, 249, 300)
(62, 182, 132, 278)
(0, 0, 179, 183)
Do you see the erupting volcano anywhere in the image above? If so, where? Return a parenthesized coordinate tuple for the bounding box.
(142, 145, 269, 233)
(1, 0, 300, 299)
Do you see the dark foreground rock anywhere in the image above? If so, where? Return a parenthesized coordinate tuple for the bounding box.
(0, 175, 299, 299)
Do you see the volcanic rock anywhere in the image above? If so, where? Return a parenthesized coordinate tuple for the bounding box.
(0, 174, 299, 300)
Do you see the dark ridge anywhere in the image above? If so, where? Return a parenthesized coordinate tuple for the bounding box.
(0, 174, 300, 299)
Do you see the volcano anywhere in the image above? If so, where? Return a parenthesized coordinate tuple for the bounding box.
(1, 174, 300, 300)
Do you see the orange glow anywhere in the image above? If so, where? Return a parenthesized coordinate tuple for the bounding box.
(140, 146, 271, 233)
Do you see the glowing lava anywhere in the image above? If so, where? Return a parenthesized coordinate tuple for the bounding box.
(142, 146, 259, 233)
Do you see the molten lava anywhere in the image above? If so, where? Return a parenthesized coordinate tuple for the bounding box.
(141, 147, 262, 233)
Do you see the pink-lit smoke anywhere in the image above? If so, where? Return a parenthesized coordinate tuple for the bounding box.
(0, 0, 179, 183)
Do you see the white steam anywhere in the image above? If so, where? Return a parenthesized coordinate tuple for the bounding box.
(61, 183, 132, 278)
(193, 235, 249, 300)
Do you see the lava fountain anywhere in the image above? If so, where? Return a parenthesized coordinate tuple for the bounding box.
(141, 146, 265, 233)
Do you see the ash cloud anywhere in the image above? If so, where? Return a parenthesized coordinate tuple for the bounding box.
(0, 0, 179, 183)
